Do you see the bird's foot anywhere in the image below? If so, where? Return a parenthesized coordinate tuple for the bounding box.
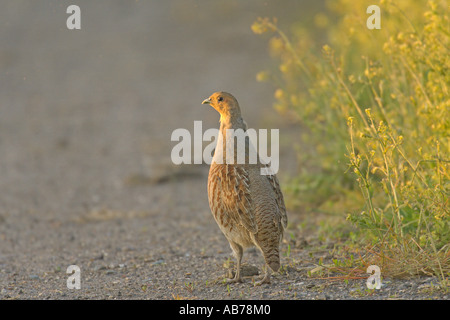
(226, 277, 243, 284)
(225, 270, 243, 284)
(253, 273, 270, 286)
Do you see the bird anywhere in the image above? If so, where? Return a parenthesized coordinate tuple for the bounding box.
(202, 91, 288, 285)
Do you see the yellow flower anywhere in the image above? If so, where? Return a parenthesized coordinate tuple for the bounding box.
(269, 37, 284, 56)
(347, 116, 354, 126)
(279, 64, 289, 74)
(251, 21, 266, 34)
(322, 44, 332, 55)
(290, 95, 299, 105)
(256, 71, 269, 82)
(314, 13, 329, 29)
(274, 89, 284, 100)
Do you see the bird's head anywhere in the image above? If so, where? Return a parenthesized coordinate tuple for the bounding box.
(202, 92, 242, 122)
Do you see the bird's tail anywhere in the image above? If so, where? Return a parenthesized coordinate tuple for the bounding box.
(264, 251, 281, 272)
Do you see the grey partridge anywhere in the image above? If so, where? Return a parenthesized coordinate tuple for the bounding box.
(202, 92, 288, 285)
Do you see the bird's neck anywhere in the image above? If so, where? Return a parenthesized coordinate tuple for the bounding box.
(219, 115, 246, 132)
(213, 115, 250, 165)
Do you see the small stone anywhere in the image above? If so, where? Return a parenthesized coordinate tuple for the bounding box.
(227, 264, 259, 278)
(152, 259, 165, 266)
(93, 265, 106, 271)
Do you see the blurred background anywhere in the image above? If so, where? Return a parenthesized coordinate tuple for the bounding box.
(0, 0, 323, 217)
(0, 0, 325, 298)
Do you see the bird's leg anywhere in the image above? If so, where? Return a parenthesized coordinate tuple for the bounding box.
(227, 242, 243, 283)
(254, 264, 271, 286)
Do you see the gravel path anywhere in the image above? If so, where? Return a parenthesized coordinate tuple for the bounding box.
(0, 1, 447, 301)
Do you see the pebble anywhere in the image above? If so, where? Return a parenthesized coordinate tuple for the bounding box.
(152, 259, 165, 266)
(93, 265, 107, 271)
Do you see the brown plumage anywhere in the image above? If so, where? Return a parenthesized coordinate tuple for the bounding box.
(202, 92, 288, 285)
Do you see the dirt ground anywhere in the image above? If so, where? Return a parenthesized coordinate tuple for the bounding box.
(0, 1, 447, 301)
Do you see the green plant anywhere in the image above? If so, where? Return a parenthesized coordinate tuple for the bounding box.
(253, 0, 449, 282)
(184, 281, 195, 293)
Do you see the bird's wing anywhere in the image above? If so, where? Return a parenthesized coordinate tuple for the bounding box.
(264, 167, 288, 229)
(222, 165, 258, 234)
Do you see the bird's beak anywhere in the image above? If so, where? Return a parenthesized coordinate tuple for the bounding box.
(202, 98, 211, 105)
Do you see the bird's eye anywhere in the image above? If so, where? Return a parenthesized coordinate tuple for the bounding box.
(218, 96, 223, 102)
